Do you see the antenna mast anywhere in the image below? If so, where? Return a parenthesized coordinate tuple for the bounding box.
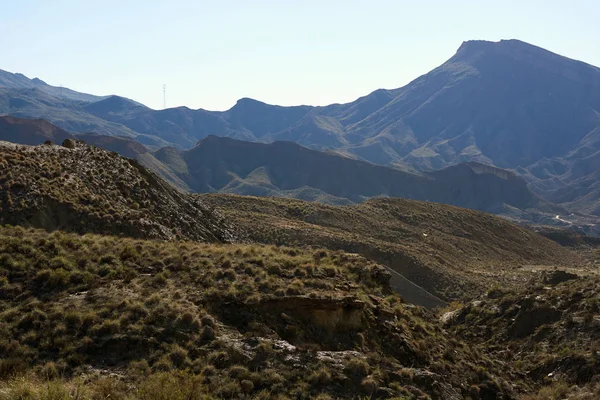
(163, 84, 166, 109)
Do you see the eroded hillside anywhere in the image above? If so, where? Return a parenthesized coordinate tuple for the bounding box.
(0, 226, 525, 399)
(203, 194, 582, 303)
(444, 270, 600, 398)
(0, 140, 234, 242)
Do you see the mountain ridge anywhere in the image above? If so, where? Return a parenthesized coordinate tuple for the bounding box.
(0, 116, 574, 227)
(2, 39, 600, 224)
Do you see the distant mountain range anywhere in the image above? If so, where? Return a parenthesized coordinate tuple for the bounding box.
(0, 69, 106, 102)
(153, 135, 557, 215)
(0, 115, 566, 228)
(1, 39, 600, 228)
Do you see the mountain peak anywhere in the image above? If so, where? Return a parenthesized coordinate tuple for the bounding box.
(233, 97, 267, 108)
(31, 77, 47, 85)
(454, 39, 540, 59)
(451, 38, 594, 70)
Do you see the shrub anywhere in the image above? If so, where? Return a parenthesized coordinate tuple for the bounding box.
(344, 358, 369, 378)
(309, 367, 332, 386)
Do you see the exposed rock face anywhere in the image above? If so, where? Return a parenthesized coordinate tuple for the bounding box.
(257, 296, 366, 332)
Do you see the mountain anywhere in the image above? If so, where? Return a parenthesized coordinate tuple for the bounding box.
(0, 128, 595, 399)
(21, 39, 596, 171)
(2, 39, 600, 220)
(4, 40, 599, 167)
(0, 139, 235, 242)
(0, 115, 573, 225)
(157, 135, 557, 217)
(0, 115, 74, 145)
(0, 70, 169, 148)
(0, 68, 106, 102)
(0, 133, 580, 305)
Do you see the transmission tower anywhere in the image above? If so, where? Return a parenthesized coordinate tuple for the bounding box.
(163, 84, 166, 109)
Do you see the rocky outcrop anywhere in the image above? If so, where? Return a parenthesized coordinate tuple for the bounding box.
(507, 305, 562, 338)
(256, 296, 366, 332)
(541, 270, 579, 285)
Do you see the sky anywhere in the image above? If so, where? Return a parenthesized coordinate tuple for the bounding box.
(1, 0, 599, 110)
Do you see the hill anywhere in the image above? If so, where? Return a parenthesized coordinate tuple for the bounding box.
(157, 135, 555, 217)
(0, 115, 74, 145)
(202, 194, 582, 303)
(0, 225, 536, 399)
(0, 140, 234, 242)
(0, 133, 581, 306)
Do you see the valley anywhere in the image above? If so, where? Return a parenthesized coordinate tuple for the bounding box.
(1, 35, 600, 399)
(1, 140, 599, 398)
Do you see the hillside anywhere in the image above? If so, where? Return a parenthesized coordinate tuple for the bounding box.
(0, 225, 528, 399)
(0, 133, 581, 306)
(444, 270, 600, 398)
(0, 119, 596, 399)
(202, 194, 582, 303)
(0, 140, 234, 242)
(0, 115, 74, 145)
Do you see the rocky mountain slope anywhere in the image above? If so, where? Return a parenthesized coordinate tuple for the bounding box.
(0, 133, 581, 305)
(203, 194, 582, 304)
(0, 68, 106, 102)
(0, 127, 596, 399)
(0, 140, 234, 242)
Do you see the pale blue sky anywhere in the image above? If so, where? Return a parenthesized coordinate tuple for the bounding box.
(1, 0, 598, 110)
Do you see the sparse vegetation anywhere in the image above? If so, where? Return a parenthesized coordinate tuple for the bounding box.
(0, 141, 234, 242)
(0, 141, 597, 399)
(202, 194, 581, 302)
(444, 272, 600, 398)
(0, 225, 522, 399)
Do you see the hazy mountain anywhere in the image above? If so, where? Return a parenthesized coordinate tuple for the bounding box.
(0, 115, 74, 145)
(29, 39, 596, 171)
(0, 68, 107, 102)
(3, 40, 599, 168)
(0, 71, 168, 148)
